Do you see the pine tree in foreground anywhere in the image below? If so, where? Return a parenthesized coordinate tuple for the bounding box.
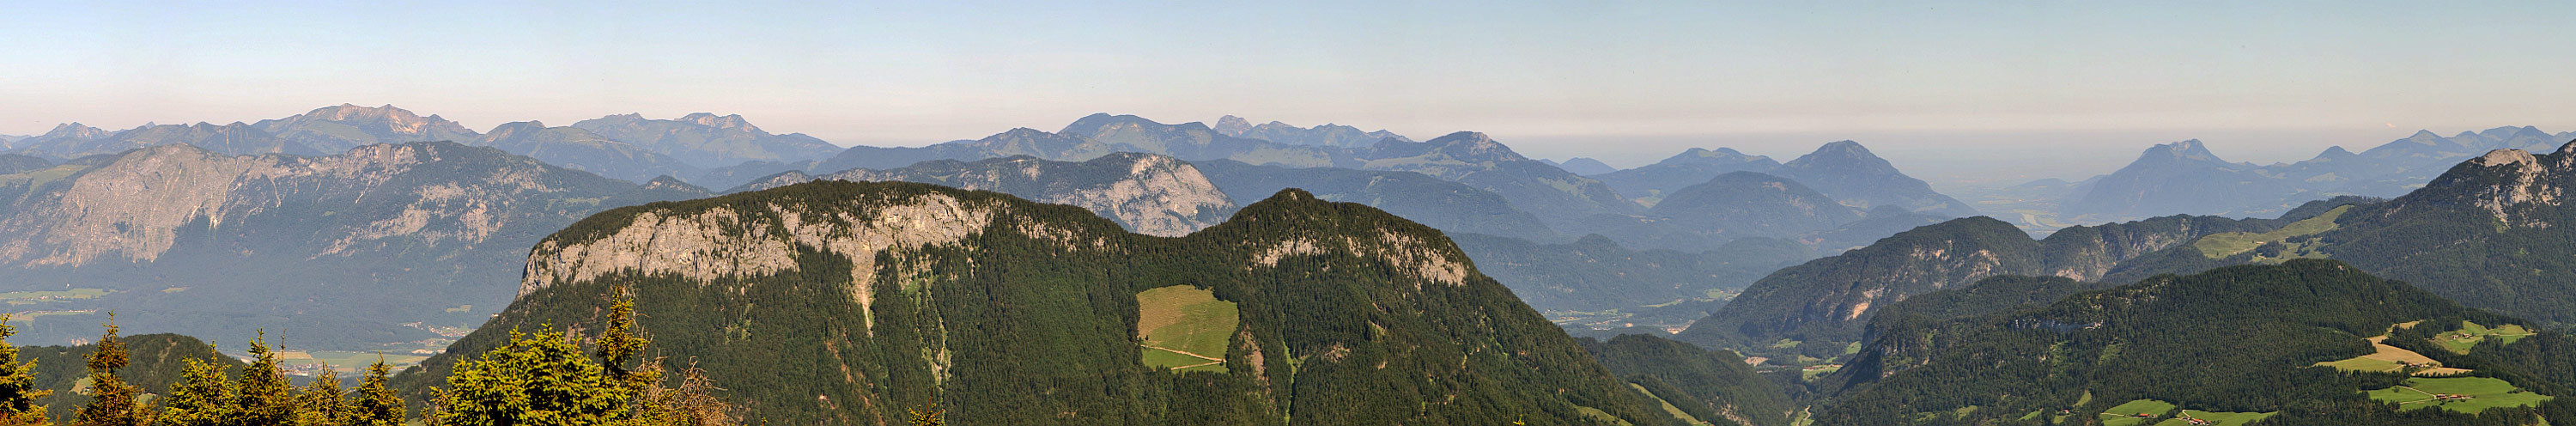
(432, 325, 632, 425)
(157, 350, 235, 426)
(71, 315, 149, 426)
(234, 332, 295, 425)
(0, 316, 48, 426)
(292, 368, 348, 426)
(431, 286, 739, 426)
(349, 358, 403, 426)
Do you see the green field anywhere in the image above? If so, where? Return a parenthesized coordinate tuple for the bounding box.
(2365, 377, 2554, 414)
(1801, 363, 1842, 381)
(2099, 399, 2178, 426)
(1629, 383, 1708, 425)
(278, 350, 433, 374)
(0, 288, 112, 305)
(1135, 285, 1237, 371)
(2153, 410, 2275, 426)
(2433, 320, 2535, 354)
(2313, 335, 2471, 376)
(2192, 205, 2348, 259)
(2, 309, 97, 323)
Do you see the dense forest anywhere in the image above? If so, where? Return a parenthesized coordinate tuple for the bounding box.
(1812, 259, 2575, 424)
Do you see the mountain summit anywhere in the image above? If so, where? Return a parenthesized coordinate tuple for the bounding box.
(253, 104, 481, 152)
(1768, 141, 1980, 216)
(572, 113, 842, 168)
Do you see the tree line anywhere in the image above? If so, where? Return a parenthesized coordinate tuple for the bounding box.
(0, 287, 950, 425)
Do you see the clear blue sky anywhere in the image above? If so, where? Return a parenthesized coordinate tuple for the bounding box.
(3, 1, 2573, 181)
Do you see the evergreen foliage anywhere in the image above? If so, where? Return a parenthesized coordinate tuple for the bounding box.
(291, 372, 348, 426)
(234, 332, 294, 425)
(72, 316, 149, 426)
(1680, 213, 2280, 360)
(432, 326, 635, 425)
(349, 359, 403, 426)
(1811, 260, 2576, 424)
(0, 318, 49, 426)
(1578, 334, 1796, 426)
(155, 355, 232, 426)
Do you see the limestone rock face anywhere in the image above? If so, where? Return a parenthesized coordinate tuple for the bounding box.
(732, 153, 1236, 237)
(0, 141, 704, 347)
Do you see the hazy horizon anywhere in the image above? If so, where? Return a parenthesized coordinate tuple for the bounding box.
(6, 2, 2573, 183)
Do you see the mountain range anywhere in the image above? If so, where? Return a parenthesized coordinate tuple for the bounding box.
(0, 141, 710, 347)
(1674, 206, 2318, 360)
(1210, 114, 1413, 149)
(2059, 126, 2571, 222)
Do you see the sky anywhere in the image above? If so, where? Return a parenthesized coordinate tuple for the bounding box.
(3, 1, 2573, 183)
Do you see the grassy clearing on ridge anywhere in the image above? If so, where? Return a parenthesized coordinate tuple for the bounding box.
(2192, 205, 2348, 259)
(2365, 377, 2553, 414)
(2099, 399, 2178, 426)
(1135, 285, 1237, 371)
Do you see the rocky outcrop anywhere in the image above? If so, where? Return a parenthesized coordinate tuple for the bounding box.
(733, 153, 1234, 237)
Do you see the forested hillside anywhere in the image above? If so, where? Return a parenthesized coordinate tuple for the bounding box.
(1814, 260, 2576, 424)
(391, 181, 1759, 425)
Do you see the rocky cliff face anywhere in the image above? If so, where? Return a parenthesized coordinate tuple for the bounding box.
(419, 182, 1685, 425)
(0, 141, 705, 347)
(730, 153, 1235, 237)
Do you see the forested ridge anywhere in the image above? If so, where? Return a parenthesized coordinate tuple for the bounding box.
(1811, 259, 2575, 425)
(388, 180, 1718, 425)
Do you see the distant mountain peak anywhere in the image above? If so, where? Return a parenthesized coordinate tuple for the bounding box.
(994, 127, 1054, 138)
(1552, 157, 1616, 175)
(1658, 147, 1768, 166)
(1212, 115, 1254, 136)
(1783, 140, 1895, 171)
(2143, 139, 2224, 162)
(40, 123, 108, 139)
(677, 113, 760, 132)
(1057, 113, 1181, 136)
(2312, 145, 2357, 161)
(1817, 139, 1869, 152)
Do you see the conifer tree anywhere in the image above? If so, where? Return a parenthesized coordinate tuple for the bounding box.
(349, 357, 403, 426)
(157, 348, 235, 426)
(596, 289, 658, 394)
(905, 399, 945, 426)
(234, 331, 295, 425)
(292, 368, 348, 426)
(0, 315, 50, 426)
(432, 325, 633, 426)
(71, 314, 149, 426)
